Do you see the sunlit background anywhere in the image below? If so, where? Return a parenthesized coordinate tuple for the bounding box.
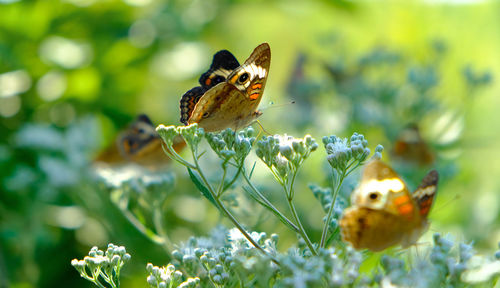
(1, 0, 499, 287)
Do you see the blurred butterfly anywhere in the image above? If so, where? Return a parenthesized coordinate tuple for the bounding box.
(392, 124, 435, 167)
(96, 114, 185, 168)
(180, 43, 271, 132)
(340, 160, 438, 251)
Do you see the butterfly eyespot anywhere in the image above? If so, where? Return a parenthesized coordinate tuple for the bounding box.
(202, 112, 210, 118)
(238, 73, 249, 83)
(369, 192, 380, 201)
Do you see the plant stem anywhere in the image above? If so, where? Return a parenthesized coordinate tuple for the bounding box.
(217, 165, 228, 196)
(120, 209, 165, 246)
(285, 187, 318, 255)
(161, 142, 196, 169)
(223, 165, 242, 192)
(320, 169, 346, 248)
(241, 169, 300, 233)
(191, 151, 280, 265)
(152, 206, 174, 254)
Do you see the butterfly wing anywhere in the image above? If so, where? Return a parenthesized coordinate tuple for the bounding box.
(226, 43, 271, 107)
(340, 160, 430, 251)
(118, 114, 159, 157)
(199, 50, 240, 89)
(180, 87, 205, 125)
(179, 50, 240, 125)
(392, 124, 435, 166)
(97, 114, 185, 167)
(351, 160, 418, 219)
(413, 169, 439, 218)
(187, 83, 262, 132)
(340, 207, 420, 252)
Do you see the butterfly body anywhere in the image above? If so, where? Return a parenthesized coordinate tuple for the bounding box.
(340, 160, 438, 251)
(180, 43, 271, 132)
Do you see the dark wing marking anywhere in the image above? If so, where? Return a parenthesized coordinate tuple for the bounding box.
(413, 170, 439, 217)
(180, 86, 206, 125)
(119, 114, 159, 156)
(199, 50, 240, 90)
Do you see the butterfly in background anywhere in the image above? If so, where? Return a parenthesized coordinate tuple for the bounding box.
(392, 124, 435, 167)
(180, 43, 271, 132)
(340, 160, 438, 251)
(95, 114, 185, 168)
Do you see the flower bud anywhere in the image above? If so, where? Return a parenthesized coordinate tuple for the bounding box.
(172, 250, 183, 261)
(111, 255, 120, 265)
(212, 275, 223, 284)
(279, 144, 293, 160)
(152, 266, 160, 276)
(173, 271, 183, 282)
(166, 264, 176, 274)
(147, 275, 157, 286)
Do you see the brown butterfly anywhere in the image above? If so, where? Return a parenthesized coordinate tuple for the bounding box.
(340, 160, 438, 251)
(392, 124, 435, 166)
(96, 114, 185, 168)
(180, 43, 271, 132)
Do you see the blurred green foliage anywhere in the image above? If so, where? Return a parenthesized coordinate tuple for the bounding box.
(1, 0, 500, 287)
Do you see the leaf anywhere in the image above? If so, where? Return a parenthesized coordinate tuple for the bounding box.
(249, 161, 257, 179)
(187, 167, 218, 209)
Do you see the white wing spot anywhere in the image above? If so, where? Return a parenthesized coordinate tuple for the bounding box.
(362, 178, 405, 194)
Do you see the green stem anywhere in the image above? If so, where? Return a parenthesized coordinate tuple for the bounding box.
(91, 269, 108, 288)
(161, 142, 196, 169)
(285, 188, 317, 255)
(222, 165, 242, 192)
(91, 279, 107, 288)
(191, 151, 280, 265)
(120, 209, 165, 246)
(217, 165, 228, 196)
(320, 169, 346, 248)
(282, 165, 316, 255)
(153, 206, 174, 254)
(241, 169, 300, 233)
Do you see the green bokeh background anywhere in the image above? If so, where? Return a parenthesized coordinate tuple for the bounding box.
(1, 0, 499, 287)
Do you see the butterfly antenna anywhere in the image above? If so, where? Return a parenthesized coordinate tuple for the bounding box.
(260, 100, 296, 111)
(255, 120, 273, 136)
(432, 193, 461, 215)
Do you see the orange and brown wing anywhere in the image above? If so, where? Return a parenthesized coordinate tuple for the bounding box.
(180, 87, 205, 125)
(187, 83, 260, 132)
(227, 43, 271, 106)
(340, 207, 419, 252)
(96, 114, 185, 168)
(413, 169, 439, 218)
(392, 124, 435, 166)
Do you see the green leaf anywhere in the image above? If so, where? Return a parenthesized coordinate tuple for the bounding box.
(187, 167, 218, 209)
(249, 161, 257, 179)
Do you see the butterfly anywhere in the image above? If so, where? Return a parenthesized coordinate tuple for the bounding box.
(96, 114, 185, 168)
(392, 124, 435, 166)
(180, 43, 271, 132)
(340, 159, 439, 251)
